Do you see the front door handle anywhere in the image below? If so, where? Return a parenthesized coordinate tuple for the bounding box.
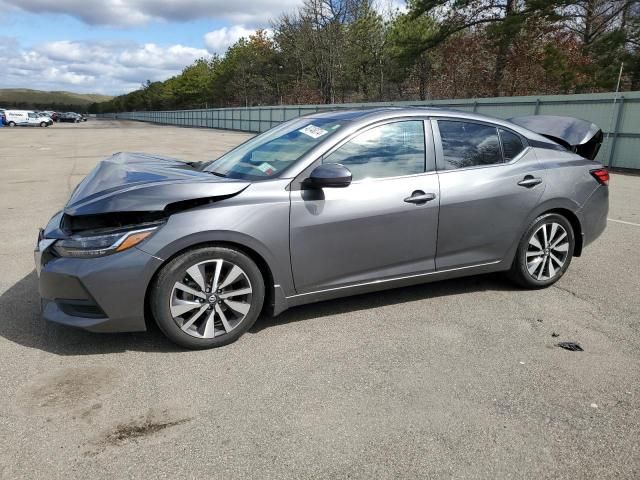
(518, 175, 543, 188)
(404, 191, 436, 204)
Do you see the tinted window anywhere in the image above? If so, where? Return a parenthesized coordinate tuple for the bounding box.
(500, 129, 525, 160)
(324, 121, 425, 181)
(437, 121, 502, 170)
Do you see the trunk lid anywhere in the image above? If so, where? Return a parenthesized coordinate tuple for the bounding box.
(509, 115, 603, 160)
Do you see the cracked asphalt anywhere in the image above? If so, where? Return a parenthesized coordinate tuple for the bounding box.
(0, 120, 638, 479)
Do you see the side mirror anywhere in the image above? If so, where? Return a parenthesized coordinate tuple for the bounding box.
(304, 163, 352, 189)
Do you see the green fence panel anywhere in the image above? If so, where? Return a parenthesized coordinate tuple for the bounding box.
(99, 91, 640, 169)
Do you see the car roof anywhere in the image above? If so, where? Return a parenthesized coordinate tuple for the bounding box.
(307, 106, 553, 143)
(309, 106, 504, 123)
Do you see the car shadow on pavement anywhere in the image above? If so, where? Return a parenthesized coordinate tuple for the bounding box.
(250, 272, 519, 333)
(0, 270, 183, 355)
(0, 270, 519, 355)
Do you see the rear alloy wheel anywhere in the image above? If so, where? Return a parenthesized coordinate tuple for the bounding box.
(40, 122, 47, 127)
(151, 246, 265, 349)
(509, 213, 575, 288)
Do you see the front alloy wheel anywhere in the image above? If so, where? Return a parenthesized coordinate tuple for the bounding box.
(151, 246, 265, 349)
(170, 259, 253, 339)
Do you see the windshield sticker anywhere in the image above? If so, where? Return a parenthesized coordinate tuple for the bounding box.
(299, 124, 329, 139)
(257, 162, 276, 175)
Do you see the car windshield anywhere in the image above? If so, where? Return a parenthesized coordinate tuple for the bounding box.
(203, 117, 346, 180)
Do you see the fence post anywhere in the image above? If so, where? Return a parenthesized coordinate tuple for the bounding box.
(473, 101, 478, 113)
(534, 99, 541, 115)
(608, 96, 625, 168)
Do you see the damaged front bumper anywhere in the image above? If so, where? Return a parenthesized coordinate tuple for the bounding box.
(35, 214, 163, 333)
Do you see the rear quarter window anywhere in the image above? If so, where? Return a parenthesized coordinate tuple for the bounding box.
(499, 129, 526, 160)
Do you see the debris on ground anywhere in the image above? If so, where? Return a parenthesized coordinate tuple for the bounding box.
(556, 341, 584, 351)
(590, 403, 598, 409)
(551, 332, 560, 337)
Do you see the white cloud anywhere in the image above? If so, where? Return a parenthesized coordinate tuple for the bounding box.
(118, 43, 209, 68)
(204, 25, 256, 54)
(0, 38, 211, 94)
(4, 0, 302, 27)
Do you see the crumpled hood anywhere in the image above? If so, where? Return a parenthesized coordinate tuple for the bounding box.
(65, 152, 250, 216)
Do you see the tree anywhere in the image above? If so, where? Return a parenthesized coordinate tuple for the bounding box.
(93, 0, 640, 113)
(344, 4, 386, 100)
(408, 0, 541, 95)
(385, 12, 438, 99)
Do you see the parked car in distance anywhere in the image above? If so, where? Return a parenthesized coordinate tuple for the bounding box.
(4, 110, 52, 127)
(41, 111, 59, 122)
(58, 112, 82, 123)
(35, 108, 609, 349)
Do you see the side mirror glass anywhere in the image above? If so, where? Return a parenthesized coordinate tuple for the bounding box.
(304, 163, 352, 189)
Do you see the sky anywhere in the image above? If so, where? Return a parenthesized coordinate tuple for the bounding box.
(0, 0, 305, 95)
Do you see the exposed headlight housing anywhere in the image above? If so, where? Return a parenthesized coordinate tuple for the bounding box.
(52, 226, 158, 258)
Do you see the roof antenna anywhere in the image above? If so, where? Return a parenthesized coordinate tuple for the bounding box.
(605, 62, 624, 167)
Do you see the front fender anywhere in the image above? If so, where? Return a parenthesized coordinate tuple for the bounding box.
(136, 193, 294, 298)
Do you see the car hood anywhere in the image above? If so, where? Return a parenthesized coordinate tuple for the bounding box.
(65, 152, 250, 216)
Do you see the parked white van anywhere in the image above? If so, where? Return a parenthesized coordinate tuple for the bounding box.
(4, 110, 53, 127)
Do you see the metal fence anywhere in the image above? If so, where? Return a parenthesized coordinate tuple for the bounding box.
(99, 91, 640, 170)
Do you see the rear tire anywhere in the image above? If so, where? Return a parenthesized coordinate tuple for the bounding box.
(150, 246, 265, 349)
(40, 122, 46, 127)
(8, 121, 15, 127)
(508, 213, 575, 289)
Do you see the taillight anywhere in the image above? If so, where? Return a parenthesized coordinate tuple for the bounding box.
(590, 168, 609, 186)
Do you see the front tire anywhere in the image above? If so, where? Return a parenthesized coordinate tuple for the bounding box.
(40, 122, 47, 127)
(509, 213, 575, 289)
(8, 121, 15, 127)
(150, 246, 265, 349)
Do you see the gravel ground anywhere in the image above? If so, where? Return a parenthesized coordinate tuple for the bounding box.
(0, 120, 638, 479)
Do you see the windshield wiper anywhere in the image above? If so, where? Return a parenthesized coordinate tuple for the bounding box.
(207, 170, 227, 178)
(186, 160, 205, 170)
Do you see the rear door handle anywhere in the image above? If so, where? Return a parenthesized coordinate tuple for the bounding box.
(518, 175, 542, 188)
(404, 191, 436, 204)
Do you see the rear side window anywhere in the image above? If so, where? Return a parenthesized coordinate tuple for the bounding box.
(437, 121, 502, 170)
(499, 129, 525, 160)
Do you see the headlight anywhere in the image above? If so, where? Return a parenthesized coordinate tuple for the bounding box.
(52, 226, 158, 258)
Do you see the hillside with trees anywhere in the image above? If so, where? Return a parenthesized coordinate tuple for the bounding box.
(92, 0, 640, 113)
(1, 89, 112, 112)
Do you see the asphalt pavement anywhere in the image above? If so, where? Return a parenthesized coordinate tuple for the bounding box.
(0, 120, 638, 479)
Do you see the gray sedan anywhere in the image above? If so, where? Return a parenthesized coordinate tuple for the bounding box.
(35, 108, 609, 349)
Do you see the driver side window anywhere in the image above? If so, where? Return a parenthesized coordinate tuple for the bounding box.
(324, 121, 426, 181)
